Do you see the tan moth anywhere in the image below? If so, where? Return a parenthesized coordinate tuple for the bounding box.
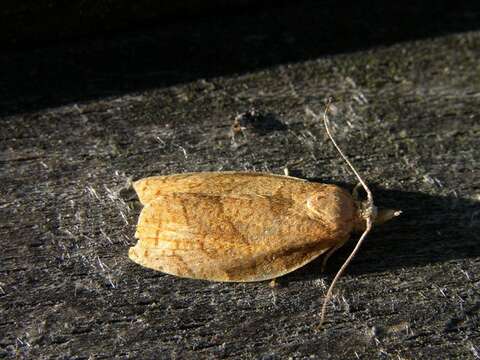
(129, 100, 401, 326)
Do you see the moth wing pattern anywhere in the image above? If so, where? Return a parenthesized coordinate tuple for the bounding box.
(133, 171, 310, 205)
(129, 190, 348, 282)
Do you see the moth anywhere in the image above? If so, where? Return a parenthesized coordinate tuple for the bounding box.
(128, 101, 401, 326)
(129, 171, 397, 282)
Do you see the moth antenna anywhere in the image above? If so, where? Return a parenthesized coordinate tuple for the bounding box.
(321, 97, 374, 206)
(306, 98, 376, 329)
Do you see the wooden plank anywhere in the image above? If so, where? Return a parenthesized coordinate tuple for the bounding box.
(1, 2, 480, 358)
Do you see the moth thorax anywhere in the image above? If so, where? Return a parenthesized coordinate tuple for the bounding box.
(306, 187, 357, 235)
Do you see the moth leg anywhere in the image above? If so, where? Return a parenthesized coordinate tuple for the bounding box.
(321, 240, 348, 273)
(269, 278, 279, 288)
(352, 182, 363, 201)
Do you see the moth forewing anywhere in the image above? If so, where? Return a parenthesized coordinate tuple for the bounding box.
(132, 171, 309, 205)
(129, 173, 359, 282)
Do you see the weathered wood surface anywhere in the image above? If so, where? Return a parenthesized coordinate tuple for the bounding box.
(1, 1, 480, 359)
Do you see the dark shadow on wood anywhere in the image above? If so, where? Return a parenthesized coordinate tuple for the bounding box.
(281, 183, 480, 282)
(2, 1, 480, 116)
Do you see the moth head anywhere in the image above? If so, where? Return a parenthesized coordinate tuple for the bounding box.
(353, 201, 402, 233)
